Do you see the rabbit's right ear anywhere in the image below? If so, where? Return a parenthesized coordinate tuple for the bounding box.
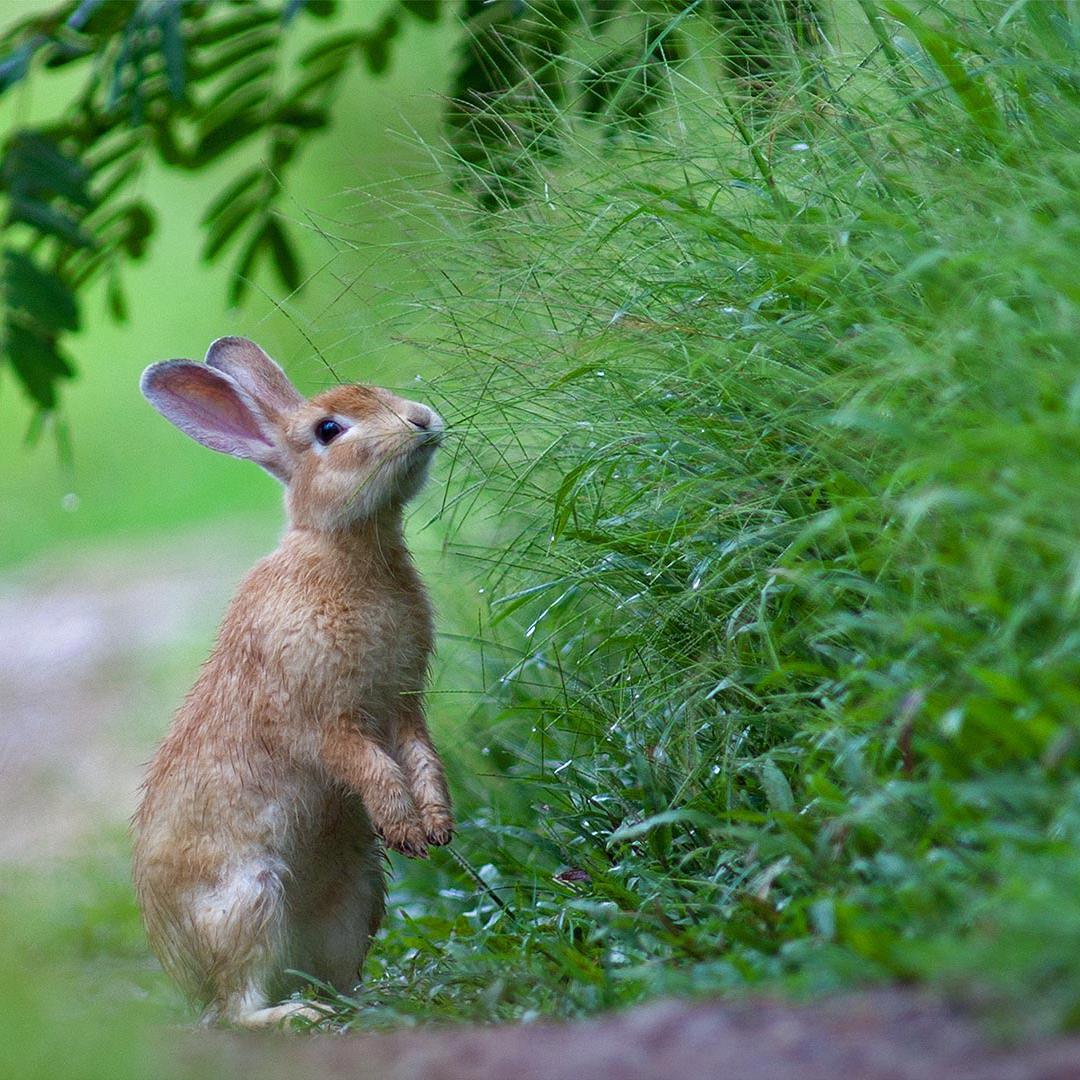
(204, 337, 304, 424)
(141, 360, 291, 482)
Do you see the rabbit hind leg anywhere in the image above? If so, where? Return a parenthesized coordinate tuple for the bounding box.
(219, 995, 331, 1030)
(187, 861, 295, 1028)
(289, 841, 387, 998)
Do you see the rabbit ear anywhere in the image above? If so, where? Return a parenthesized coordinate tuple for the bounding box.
(141, 360, 291, 482)
(204, 337, 304, 423)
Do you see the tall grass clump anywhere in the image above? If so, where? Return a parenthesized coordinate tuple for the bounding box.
(330, 1, 1080, 1035)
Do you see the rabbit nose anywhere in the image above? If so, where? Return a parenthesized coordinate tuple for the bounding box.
(407, 406, 433, 430)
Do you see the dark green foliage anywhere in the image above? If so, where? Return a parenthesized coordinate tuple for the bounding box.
(303, 0, 1080, 1036)
(0, 0, 819, 415)
(448, 0, 823, 207)
(0, 0, 445, 414)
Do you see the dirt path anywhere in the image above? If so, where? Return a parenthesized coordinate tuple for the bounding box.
(4, 528, 1079, 1078)
(0, 520, 267, 860)
(189, 991, 1080, 1080)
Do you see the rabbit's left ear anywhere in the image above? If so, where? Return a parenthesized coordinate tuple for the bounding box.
(141, 360, 292, 482)
(205, 337, 304, 423)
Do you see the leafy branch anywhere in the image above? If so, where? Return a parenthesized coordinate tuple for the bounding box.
(0, 0, 442, 413)
(0, 0, 821, 415)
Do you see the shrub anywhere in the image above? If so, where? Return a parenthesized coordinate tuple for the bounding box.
(335, 0, 1080, 1035)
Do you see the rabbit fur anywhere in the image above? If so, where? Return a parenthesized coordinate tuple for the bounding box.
(131, 337, 452, 1028)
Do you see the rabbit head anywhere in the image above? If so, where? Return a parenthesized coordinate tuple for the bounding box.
(141, 337, 443, 530)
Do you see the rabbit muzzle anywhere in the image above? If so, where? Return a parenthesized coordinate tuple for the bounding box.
(407, 405, 445, 450)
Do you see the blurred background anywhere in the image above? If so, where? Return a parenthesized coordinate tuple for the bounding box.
(0, 2, 467, 862)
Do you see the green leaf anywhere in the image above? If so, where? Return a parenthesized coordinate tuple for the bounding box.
(490, 574, 577, 620)
(0, 42, 37, 96)
(149, 120, 186, 168)
(7, 196, 95, 248)
(228, 222, 263, 306)
(4, 320, 74, 409)
(106, 271, 127, 322)
(299, 31, 361, 68)
(4, 250, 79, 332)
(105, 25, 136, 115)
(484, 824, 564, 863)
(269, 138, 297, 171)
(281, 63, 347, 105)
(91, 158, 140, 209)
(607, 808, 721, 845)
(364, 36, 391, 75)
(400, 1, 441, 25)
(265, 218, 301, 293)
(119, 203, 154, 259)
(188, 9, 278, 49)
(969, 666, 1027, 705)
(287, 0, 336, 20)
(361, 14, 401, 78)
(760, 760, 795, 814)
(552, 458, 597, 538)
(199, 59, 273, 123)
(274, 103, 328, 131)
(190, 28, 276, 81)
(198, 84, 269, 140)
(88, 132, 142, 176)
(192, 112, 262, 166)
(157, 1, 186, 100)
(202, 197, 259, 261)
(201, 168, 263, 227)
(1, 132, 93, 208)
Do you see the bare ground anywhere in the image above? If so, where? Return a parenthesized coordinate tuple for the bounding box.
(5, 527, 1080, 1079)
(0, 520, 266, 860)
(190, 992, 1080, 1080)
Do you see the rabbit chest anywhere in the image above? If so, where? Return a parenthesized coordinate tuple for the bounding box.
(334, 576, 432, 723)
(260, 535, 433, 740)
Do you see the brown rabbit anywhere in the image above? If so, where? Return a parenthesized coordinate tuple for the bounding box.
(131, 337, 452, 1028)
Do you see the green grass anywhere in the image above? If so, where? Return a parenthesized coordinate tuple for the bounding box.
(308, 0, 1080, 1040)
(6, 1, 1080, 1069)
(0, 833, 188, 1080)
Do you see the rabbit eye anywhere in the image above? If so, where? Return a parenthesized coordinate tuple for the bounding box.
(314, 418, 344, 445)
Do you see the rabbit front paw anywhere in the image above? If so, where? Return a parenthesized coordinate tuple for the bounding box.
(421, 808, 454, 847)
(379, 819, 429, 859)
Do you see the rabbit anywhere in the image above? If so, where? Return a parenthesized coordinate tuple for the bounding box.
(131, 337, 453, 1029)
